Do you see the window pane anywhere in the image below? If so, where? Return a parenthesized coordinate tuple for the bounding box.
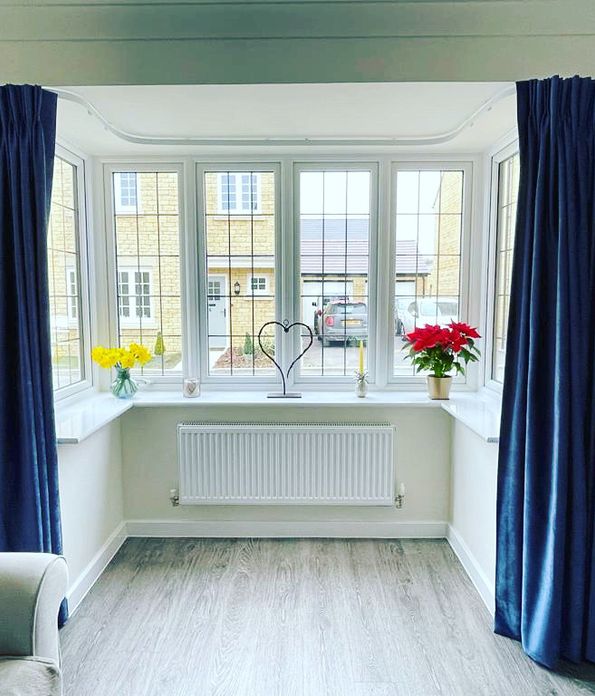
(394, 169, 464, 376)
(492, 152, 520, 383)
(299, 169, 371, 377)
(48, 155, 85, 391)
(113, 171, 182, 375)
(204, 170, 277, 377)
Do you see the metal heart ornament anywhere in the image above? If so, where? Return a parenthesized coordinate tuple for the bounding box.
(258, 319, 313, 397)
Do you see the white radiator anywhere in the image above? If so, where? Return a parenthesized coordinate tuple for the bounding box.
(177, 423, 395, 506)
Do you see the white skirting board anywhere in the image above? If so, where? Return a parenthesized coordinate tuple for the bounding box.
(446, 523, 495, 615)
(66, 521, 127, 616)
(125, 519, 448, 539)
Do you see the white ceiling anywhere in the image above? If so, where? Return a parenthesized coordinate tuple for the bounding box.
(55, 82, 517, 156)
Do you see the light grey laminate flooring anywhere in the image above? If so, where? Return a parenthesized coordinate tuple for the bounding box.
(61, 538, 595, 696)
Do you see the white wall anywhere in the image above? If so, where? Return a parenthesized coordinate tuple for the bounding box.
(448, 419, 499, 613)
(121, 406, 451, 537)
(58, 419, 125, 610)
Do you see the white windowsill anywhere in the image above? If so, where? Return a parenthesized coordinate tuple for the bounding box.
(55, 389, 501, 445)
(440, 390, 501, 444)
(55, 393, 134, 444)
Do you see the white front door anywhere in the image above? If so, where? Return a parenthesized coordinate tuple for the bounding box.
(207, 276, 227, 349)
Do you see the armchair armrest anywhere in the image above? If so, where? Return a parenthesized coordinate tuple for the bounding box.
(0, 553, 68, 665)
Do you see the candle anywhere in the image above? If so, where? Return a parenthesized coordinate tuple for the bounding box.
(359, 339, 364, 374)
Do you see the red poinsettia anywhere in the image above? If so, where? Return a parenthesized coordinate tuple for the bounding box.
(403, 321, 481, 377)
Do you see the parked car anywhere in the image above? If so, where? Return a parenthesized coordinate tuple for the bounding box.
(318, 301, 367, 346)
(400, 297, 459, 335)
(312, 295, 349, 335)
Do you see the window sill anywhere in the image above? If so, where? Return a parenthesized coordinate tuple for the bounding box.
(441, 390, 501, 443)
(55, 393, 134, 444)
(55, 389, 501, 445)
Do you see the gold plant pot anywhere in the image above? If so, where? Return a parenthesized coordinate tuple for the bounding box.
(426, 375, 453, 400)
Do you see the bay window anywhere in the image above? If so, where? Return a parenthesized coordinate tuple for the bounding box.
(391, 165, 467, 380)
(110, 168, 183, 376)
(296, 165, 376, 379)
(199, 166, 278, 379)
(48, 149, 90, 396)
(489, 147, 520, 384)
(103, 158, 474, 389)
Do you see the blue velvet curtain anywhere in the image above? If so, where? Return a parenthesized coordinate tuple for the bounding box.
(495, 76, 595, 668)
(0, 85, 67, 624)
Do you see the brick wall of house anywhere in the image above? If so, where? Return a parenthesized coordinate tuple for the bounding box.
(425, 170, 463, 301)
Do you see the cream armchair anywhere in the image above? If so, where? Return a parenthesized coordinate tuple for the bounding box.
(0, 553, 68, 696)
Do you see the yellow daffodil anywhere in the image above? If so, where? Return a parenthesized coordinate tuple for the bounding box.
(119, 351, 136, 369)
(91, 343, 152, 370)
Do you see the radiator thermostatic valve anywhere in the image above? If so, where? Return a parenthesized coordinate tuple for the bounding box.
(169, 488, 180, 507)
(394, 483, 406, 509)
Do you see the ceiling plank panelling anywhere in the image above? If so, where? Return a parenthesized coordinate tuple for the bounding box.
(1, 36, 593, 85)
(0, 0, 561, 5)
(1, 3, 592, 41)
(0, 1, 592, 84)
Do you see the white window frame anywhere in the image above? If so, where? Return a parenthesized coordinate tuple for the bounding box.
(216, 172, 262, 215)
(484, 138, 520, 393)
(52, 144, 93, 402)
(292, 161, 379, 386)
(386, 160, 475, 388)
(104, 162, 186, 384)
(117, 267, 155, 327)
(197, 162, 281, 387)
(113, 171, 141, 215)
(99, 155, 482, 392)
(248, 274, 269, 296)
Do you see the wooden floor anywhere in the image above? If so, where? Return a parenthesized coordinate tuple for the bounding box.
(61, 538, 595, 696)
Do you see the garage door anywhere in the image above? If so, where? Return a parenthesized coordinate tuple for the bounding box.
(301, 280, 353, 328)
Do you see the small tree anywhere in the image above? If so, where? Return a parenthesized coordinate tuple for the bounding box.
(243, 333, 254, 355)
(154, 331, 166, 357)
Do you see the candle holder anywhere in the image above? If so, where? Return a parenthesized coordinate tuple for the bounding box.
(354, 370, 368, 398)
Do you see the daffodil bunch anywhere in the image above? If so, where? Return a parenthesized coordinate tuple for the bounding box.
(91, 343, 152, 371)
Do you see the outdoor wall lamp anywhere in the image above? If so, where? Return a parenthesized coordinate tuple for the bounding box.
(234, 281, 241, 295)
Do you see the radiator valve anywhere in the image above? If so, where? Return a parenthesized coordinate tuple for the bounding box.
(169, 488, 180, 507)
(394, 483, 406, 509)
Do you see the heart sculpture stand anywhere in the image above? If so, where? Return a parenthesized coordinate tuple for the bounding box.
(257, 319, 314, 398)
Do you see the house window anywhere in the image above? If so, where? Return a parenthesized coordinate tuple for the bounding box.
(202, 168, 277, 377)
(491, 150, 520, 383)
(48, 153, 88, 394)
(218, 173, 261, 214)
(114, 172, 139, 214)
(112, 169, 182, 375)
(297, 167, 374, 378)
(393, 167, 465, 377)
(67, 268, 78, 320)
(249, 275, 268, 295)
(117, 269, 153, 323)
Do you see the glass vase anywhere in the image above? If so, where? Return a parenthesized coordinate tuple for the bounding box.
(355, 373, 368, 398)
(111, 367, 138, 399)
